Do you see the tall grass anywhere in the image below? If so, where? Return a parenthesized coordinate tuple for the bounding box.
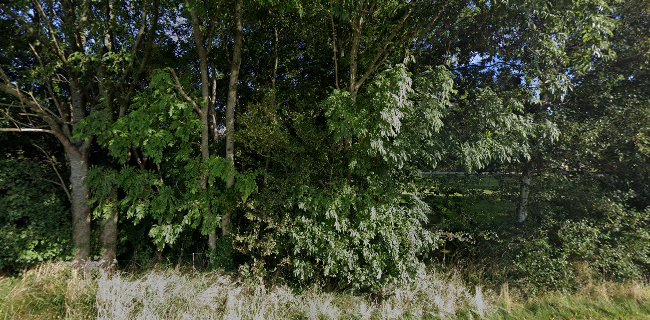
(95, 268, 490, 319)
(2, 262, 649, 319)
(493, 281, 650, 319)
(1, 263, 490, 319)
(0, 263, 96, 319)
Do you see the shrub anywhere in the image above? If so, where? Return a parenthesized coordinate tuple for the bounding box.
(240, 183, 440, 291)
(0, 159, 72, 274)
(511, 196, 650, 293)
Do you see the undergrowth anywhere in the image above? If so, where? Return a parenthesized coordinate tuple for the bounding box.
(1, 262, 649, 319)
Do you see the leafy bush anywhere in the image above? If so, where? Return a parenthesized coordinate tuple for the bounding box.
(236, 66, 455, 290)
(240, 181, 442, 291)
(512, 234, 573, 293)
(0, 158, 72, 273)
(512, 190, 650, 293)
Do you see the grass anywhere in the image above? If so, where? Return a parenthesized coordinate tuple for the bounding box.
(0, 276, 19, 310)
(494, 282, 650, 319)
(94, 267, 490, 319)
(0, 263, 96, 319)
(1, 262, 649, 319)
(0, 263, 489, 319)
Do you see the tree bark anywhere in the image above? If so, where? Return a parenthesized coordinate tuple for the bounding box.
(67, 148, 91, 264)
(100, 208, 118, 272)
(517, 161, 532, 223)
(222, 0, 244, 237)
(349, 14, 362, 97)
(329, 12, 339, 90)
(188, 1, 217, 253)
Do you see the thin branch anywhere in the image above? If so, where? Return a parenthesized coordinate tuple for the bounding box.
(330, 11, 340, 89)
(0, 127, 55, 134)
(27, 90, 64, 123)
(32, 143, 72, 201)
(78, 0, 90, 49)
(349, 13, 363, 94)
(32, 0, 67, 62)
(205, 2, 221, 54)
(417, 1, 450, 41)
(117, 0, 159, 117)
(18, 112, 44, 118)
(170, 69, 203, 116)
(0, 67, 63, 124)
(210, 69, 217, 107)
(0, 66, 11, 83)
(28, 43, 66, 120)
(1, 108, 38, 131)
(354, 2, 415, 92)
(132, 5, 148, 54)
(188, 0, 211, 105)
(136, 0, 160, 76)
(0, 102, 26, 108)
(0, 69, 76, 152)
(272, 26, 279, 89)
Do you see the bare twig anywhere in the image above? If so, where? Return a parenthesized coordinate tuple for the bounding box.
(28, 43, 66, 120)
(32, 0, 68, 62)
(32, 142, 72, 201)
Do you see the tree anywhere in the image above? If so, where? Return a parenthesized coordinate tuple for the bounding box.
(222, 0, 244, 237)
(0, 0, 160, 266)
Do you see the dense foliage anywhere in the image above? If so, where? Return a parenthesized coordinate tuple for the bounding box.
(0, 0, 647, 293)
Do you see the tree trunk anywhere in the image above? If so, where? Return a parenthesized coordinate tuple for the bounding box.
(68, 148, 91, 264)
(329, 12, 339, 89)
(208, 232, 217, 253)
(189, 2, 217, 253)
(517, 161, 532, 223)
(100, 209, 118, 272)
(348, 14, 362, 96)
(222, 0, 244, 237)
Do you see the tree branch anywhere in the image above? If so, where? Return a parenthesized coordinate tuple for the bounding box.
(0, 127, 55, 134)
(32, 0, 68, 62)
(170, 69, 203, 116)
(349, 13, 363, 94)
(0, 70, 76, 153)
(32, 143, 72, 201)
(28, 43, 67, 121)
(330, 11, 340, 89)
(354, 2, 415, 93)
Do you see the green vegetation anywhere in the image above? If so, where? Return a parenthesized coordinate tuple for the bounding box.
(2, 263, 650, 319)
(0, 264, 96, 319)
(0, 147, 72, 273)
(493, 283, 650, 320)
(0, 0, 648, 318)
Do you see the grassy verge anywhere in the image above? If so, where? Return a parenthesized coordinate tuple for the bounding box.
(1, 263, 649, 319)
(0, 263, 96, 319)
(494, 282, 650, 320)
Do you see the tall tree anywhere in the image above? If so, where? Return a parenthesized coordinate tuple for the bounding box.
(169, 0, 221, 253)
(222, 0, 244, 236)
(0, 0, 159, 265)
